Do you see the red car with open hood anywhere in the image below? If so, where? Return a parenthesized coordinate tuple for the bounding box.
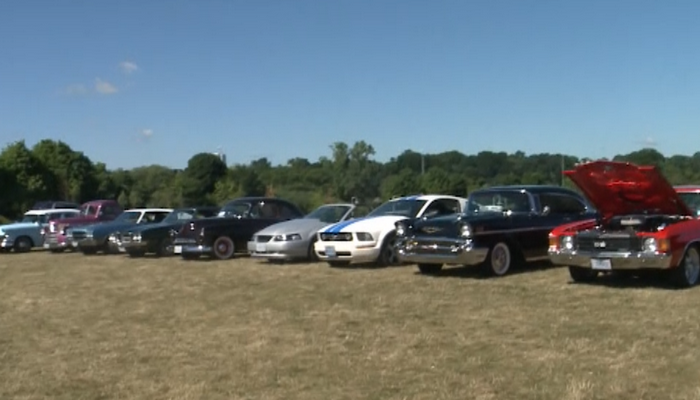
(548, 160, 700, 288)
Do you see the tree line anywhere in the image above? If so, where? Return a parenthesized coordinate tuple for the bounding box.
(0, 139, 697, 219)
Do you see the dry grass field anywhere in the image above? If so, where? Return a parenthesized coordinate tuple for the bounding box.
(2, 252, 700, 400)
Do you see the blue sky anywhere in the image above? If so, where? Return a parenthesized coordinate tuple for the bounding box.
(2, 0, 700, 169)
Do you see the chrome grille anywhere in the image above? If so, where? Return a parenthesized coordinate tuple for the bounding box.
(257, 235, 273, 242)
(577, 236, 641, 252)
(71, 231, 87, 241)
(320, 232, 353, 241)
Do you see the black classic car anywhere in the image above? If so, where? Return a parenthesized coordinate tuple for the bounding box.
(394, 185, 597, 276)
(119, 206, 220, 257)
(172, 197, 305, 260)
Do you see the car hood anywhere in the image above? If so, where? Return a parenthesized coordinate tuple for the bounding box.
(52, 216, 100, 226)
(129, 220, 183, 234)
(255, 218, 328, 236)
(564, 161, 692, 218)
(319, 215, 409, 234)
(407, 213, 505, 237)
(0, 222, 39, 232)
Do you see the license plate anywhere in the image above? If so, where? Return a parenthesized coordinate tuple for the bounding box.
(591, 258, 612, 270)
(255, 243, 266, 253)
(44, 243, 50, 248)
(325, 246, 337, 258)
(174, 245, 182, 254)
(71, 242, 78, 248)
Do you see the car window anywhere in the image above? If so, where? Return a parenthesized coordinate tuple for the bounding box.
(276, 202, 299, 219)
(143, 211, 169, 223)
(539, 193, 587, 215)
(422, 199, 460, 218)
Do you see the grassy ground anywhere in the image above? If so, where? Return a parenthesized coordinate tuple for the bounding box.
(1, 252, 700, 400)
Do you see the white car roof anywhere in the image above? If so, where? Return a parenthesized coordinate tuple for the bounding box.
(124, 208, 174, 213)
(24, 208, 81, 216)
(388, 194, 467, 202)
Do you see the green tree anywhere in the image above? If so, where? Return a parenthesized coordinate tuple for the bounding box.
(181, 153, 228, 205)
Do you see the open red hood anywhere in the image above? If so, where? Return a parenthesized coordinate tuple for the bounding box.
(564, 161, 693, 218)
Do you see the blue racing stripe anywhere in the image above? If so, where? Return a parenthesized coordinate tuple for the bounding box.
(324, 216, 370, 233)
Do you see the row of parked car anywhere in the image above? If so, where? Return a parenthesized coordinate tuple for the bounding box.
(3, 161, 700, 288)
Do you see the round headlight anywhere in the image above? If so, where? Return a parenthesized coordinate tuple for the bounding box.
(395, 222, 406, 236)
(460, 223, 472, 238)
(561, 235, 574, 250)
(643, 237, 658, 252)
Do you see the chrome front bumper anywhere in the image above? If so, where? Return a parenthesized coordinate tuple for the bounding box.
(396, 236, 489, 266)
(549, 250, 673, 270)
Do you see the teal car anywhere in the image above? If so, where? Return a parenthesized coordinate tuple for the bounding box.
(0, 208, 80, 253)
(71, 208, 172, 255)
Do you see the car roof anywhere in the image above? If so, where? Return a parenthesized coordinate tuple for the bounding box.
(674, 185, 700, 193)
(24, 208, 82, 215)
(124, 208, 174, 212)
(319, 203, 355, 207)
(472, 185, 580, 195)
(389, 194, 467, 202)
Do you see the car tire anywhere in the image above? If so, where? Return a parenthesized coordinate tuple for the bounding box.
(376, 232, 400, 267)
(307, 239, 319, 262)
(418, 263, 443, 275)
(568, 266, 599, 283)
(156, 239, 173, 257)
(13, 236, 33, 253)
(669, 246, 700, 288)
(212, 236, 235, 260)
(482, 241, 513, 276)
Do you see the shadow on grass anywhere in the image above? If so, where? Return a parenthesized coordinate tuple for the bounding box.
(567, 270, 682, 290)
(414, 260, 559, 279)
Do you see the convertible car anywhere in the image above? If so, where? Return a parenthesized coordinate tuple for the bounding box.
(548, 161, 700, 288)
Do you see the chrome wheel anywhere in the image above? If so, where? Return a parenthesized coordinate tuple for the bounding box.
(490, 242, 511, 276)
(213, 236, 235, 260)
(378, 234, 399, 266)
(684, 247, 700, 285)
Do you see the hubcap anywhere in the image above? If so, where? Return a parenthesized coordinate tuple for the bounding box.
(684, 248, 700, 284)
(217, 242, 229, 253)
(491, 244, 511, 275)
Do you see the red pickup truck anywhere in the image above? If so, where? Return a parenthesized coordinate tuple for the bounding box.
(43, 199, 123, 252)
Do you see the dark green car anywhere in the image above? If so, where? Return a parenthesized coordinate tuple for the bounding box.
(119, 207, 219, 257)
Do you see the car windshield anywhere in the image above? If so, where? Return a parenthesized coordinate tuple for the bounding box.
(218, 202, 251, 218)
(21, 214, 46, 224)
(114, 211, 142, 223)
(678, 192, 700, 216)
(305, 205, 352, 223)
(366, 199, 427, 218)
(80, 204, 98, 216)
(163, 209, 196, 223)
(467, 191, 532, 214)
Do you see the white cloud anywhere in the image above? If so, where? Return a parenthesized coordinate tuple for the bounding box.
(141, 129, 153, 137)
(119, 61, 139, 74)
(64, 84, 88, 95)
(641, 136, 657, 147)
(95, 78, 118, 94)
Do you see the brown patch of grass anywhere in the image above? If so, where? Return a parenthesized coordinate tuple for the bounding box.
(1, 253, 700, 399)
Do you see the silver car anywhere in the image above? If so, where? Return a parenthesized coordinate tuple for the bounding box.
(248, 203, 357, 262)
